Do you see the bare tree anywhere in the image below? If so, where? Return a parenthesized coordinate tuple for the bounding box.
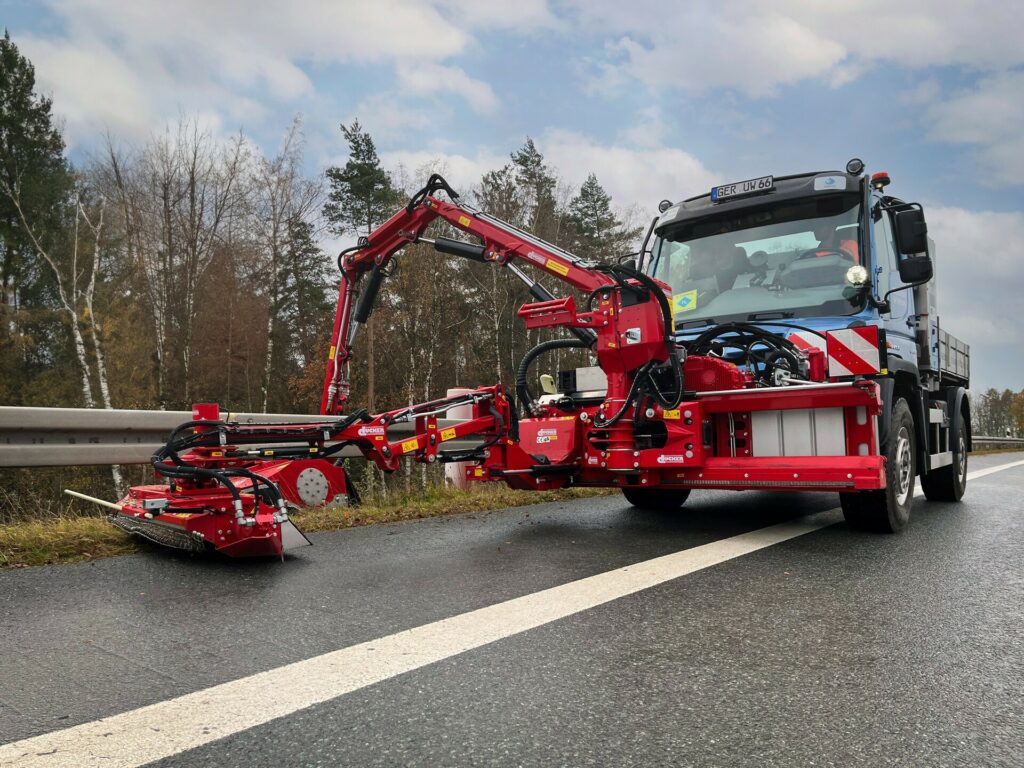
(0, 174, 124, 492)
(97, 121, 247, 407)
(248, 118, 322, 412)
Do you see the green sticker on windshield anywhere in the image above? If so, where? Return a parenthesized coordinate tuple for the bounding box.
(673, 290, 698, 313)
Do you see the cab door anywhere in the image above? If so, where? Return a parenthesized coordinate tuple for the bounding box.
(873, 209, 916, 358)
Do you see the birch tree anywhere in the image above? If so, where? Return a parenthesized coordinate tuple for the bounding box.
(249, 119, 322, 411)
(98, 123, 246, 407)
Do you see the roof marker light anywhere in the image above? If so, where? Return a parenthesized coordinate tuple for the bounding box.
(871, 171, 891, 190)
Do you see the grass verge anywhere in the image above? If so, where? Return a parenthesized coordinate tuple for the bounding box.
(0, 485, 613, 570)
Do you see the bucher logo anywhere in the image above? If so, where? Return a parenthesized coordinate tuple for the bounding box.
(656, 455, 686, 464)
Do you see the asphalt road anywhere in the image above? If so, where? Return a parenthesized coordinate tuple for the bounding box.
(1, 452, 1021, 767)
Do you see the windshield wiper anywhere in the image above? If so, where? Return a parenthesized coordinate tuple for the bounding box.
(677, 317, 716, 329)
(747, 311, 794, 321)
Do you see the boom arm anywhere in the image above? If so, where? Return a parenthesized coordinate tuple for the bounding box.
(321, 175, 659, 415)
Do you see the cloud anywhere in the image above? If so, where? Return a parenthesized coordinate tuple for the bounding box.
(926, 205, 1024, 389)
(926, 71, 1024, 186)
(342, 94, 434, 145)
(18, 36, 155, 142)
(541, 130, 718, 214)
(379, 147, 508, 193)
(435, 0, 556, 29)
(566, 1, 1024, 96)
(395, 62, 498, 114)
(381, 130, 718, 219)
(20, 0, 527, 144)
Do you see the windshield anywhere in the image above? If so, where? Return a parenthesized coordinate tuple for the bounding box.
(649, 193, 864, 326)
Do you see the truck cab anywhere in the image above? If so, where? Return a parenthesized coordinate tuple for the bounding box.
(643, 161, 971, 531)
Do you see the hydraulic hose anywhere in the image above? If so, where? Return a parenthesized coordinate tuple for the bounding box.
(516, 337, 591, 416)
(594, 361, 654, 428)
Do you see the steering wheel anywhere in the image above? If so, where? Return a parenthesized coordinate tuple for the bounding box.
(796, 247, 853, 261)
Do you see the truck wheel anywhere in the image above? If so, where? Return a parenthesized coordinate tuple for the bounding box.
(622, 487, 691, 510)
(841, 397, 915, 533)
(920, 406, 968, 502)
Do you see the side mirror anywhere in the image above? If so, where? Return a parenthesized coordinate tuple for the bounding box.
(893, 207, 933, 283)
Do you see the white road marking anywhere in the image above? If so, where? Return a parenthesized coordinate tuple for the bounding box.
(2, 458, 1023, 768)
(957, 457, 1024, 480)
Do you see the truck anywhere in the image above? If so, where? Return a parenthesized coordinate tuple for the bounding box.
(638, 159, 971, 532)
(84, 160, 970, 557)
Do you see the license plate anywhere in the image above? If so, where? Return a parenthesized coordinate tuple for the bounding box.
(711, 174, 773, 201)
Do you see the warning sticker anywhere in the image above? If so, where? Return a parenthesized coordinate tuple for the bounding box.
(673, 290, 698, 313)
(440, 427, 457, 441)
(546, 259, 569, 276)
(400, 438, 419, 454)
(458, 215, 471, 227)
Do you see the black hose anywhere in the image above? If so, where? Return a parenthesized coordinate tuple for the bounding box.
(604, 263, 686, 408)
(336, 243, 365, 273)
(594, 361, 653, 428)
(406, 173, 460, 213)
(516, 338, 591, 416)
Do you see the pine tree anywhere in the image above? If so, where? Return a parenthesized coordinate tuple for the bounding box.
(511, 138, 559, 238)
(0, 30, 75, 404)
(567, 173, 641, 262)
(323, 121, 402, 414)
(324, 120, 401, 237)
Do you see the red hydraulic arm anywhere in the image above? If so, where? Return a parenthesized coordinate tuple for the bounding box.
(319, 174, 652, 416)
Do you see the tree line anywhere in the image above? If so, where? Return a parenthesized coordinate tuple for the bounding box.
(971, 389, 1024, 438)
(0, 33, 639, 507)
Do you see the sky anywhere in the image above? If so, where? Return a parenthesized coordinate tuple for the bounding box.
(3, 0, 1023, 392)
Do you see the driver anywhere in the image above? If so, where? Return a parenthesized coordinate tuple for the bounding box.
(813, 224, 859, 263)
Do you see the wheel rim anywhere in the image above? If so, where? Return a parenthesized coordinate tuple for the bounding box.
(895, 426, 913, 505)
(957, 433, 967, 484)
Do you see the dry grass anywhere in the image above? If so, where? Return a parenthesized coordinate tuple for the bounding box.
(0, 484, 613, 569)
(0, 516, 140, 569)
(293, 485, 612, 533)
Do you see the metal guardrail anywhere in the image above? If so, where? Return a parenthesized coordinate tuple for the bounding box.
(3, 405, 1019, 469)
(972, 436, 1024, 445)
(0, 406, 466, 468)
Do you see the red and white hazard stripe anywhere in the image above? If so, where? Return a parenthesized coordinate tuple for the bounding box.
(825, 326, 881, 376)
(787, 331, 827, 355)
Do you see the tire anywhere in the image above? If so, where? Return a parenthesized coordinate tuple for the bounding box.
(841, 397, 915, 533)
(622, 487, 691, 510)
(921, 405, 968, 502)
